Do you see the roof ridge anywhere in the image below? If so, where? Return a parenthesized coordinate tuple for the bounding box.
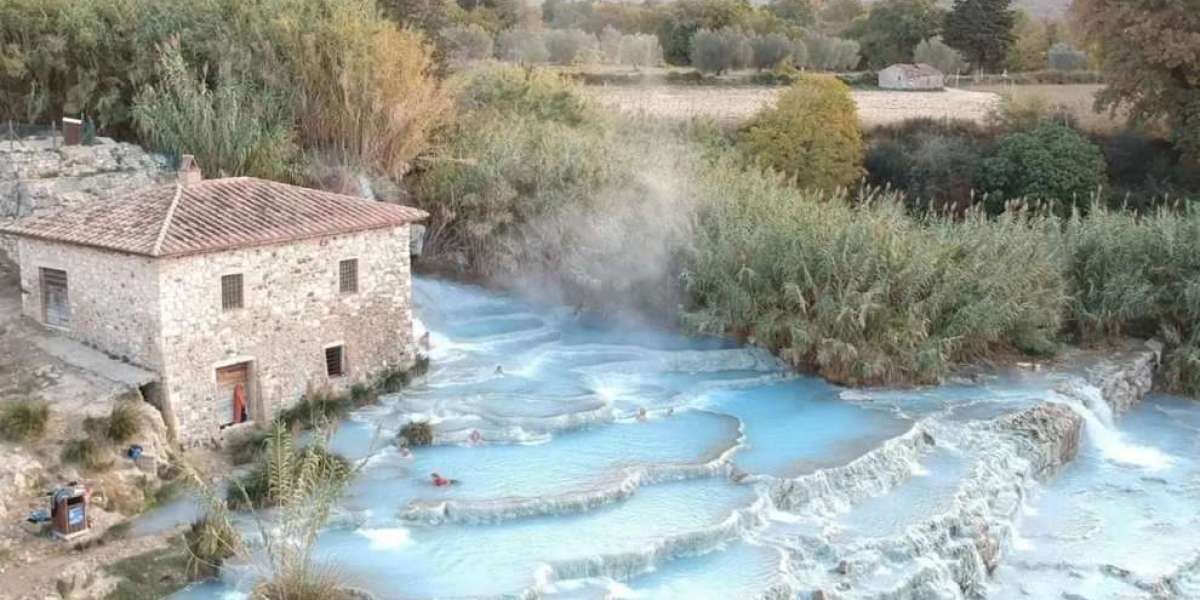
(151, 183, 185, 257)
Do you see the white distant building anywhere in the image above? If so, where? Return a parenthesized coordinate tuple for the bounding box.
(878, 63, 945, 90)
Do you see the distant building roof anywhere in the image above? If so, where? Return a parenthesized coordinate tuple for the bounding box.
(0, 177, 428, 258)
(880, 63, 944, 77)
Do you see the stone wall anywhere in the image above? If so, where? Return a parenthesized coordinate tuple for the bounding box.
(15, 238, 164, 369)
(156, 226, 416, 444)
(0, 136, 169, 263)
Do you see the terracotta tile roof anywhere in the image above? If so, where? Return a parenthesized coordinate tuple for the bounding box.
(0, 177, 428, 257)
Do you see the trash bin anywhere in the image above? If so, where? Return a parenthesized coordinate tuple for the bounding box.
(62, 118, 83, 146)
(51, 485, 90, 540)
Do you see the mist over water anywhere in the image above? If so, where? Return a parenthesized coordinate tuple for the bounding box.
(166, 277, 1200, 600)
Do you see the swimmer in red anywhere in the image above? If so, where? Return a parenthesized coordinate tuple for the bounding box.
(431, 472, 458, 487)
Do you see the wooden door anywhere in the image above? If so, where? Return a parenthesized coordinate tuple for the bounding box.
(40, 268, 70, 327)
(216, 363, 252, 424)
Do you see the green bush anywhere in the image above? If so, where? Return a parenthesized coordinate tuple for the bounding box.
(689, 28, 752, 75)
(457, 66, 594, 125)
(105, 401, 141, 444)
(276, 390, 351, 430)
(184, 515, 238, 580)
(133, 44, 299, 181)
(227, 424, 350, 509)
(741, 75, 865, 190)
(979, 122, 1107, 211)
(399, 421, 434, 447)
(0, 398, 50, 442)
(61, 438, 110, 470)
(683, 159, 1066, 386)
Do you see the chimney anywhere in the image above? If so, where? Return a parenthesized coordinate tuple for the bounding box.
(177, 154, 203, 186)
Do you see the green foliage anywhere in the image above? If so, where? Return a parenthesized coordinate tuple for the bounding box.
(227, 423, 351, 510)
(133, 44, 298, 181)
(399, 421, 435, 446)
(104, 542, 191, 600)
(276, 390, 352, 430)
(184, 515, 238, 580)
(846, 0, 942, 69)
(459, 66, 593, 125)
(61, 437, 109, 470)
(684, 162, 1066, 386)
(766, 0, 815, 27)
(1047, 42, 1088, 72)
(441, 24, 496, 65)
(914, 37, 967, 75)
(102, 401, 142, 444)
(0, 398, 49, 442)
(749, 33, 793, 70)
(617, 33, 664, 68)
(689, 28, 753, 75)
(741, 75, 864, 189)
(545, 28, 598, 65)
(818, 0, 865, 35)
(979, 122, 1107, 210)
(941, 0, 1016, 72)
(1075, 0, 1200, 161)
(656, 0, 756, 65)
(801, 32, 861, 71)
(497, 29, 550, 64)
(1063, 206, 1200, 395)
(865, 119, 991, 212)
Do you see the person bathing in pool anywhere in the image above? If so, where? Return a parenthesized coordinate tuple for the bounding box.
(431, 472, 459, 487)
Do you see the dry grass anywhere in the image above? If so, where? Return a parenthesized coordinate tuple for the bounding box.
(585, 85, 1000, 127)
(969, 84, 1129, 134)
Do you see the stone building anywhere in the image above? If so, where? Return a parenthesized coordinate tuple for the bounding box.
(0, 162, 427, 443)
(878, 63, 946, 90)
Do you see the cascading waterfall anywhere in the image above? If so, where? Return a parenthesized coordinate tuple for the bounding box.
(164, 278, 1196, 600)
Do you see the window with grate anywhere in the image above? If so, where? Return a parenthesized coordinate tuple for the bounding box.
(339, 259, 358, 294)
(325, 345, 346, 377)
(221, 274, 244, 310)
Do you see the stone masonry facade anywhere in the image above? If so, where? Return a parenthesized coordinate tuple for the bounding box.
(157, 225, 416, 443)
(14, 225, 416, 444)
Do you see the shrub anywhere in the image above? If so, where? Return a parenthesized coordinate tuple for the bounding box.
(226, 427, 271, 465)
(457, 66, 594, 125)
(1063, 205, 1200, 395)
(184, 515, 238, 580)
(544, 29, 597, 65)
(914, 37, 967, 76)
(497, 29, 549, 64)
(399, 421, 434, 446)
(689, 28, 752, 75)
(749, 33, 793, 70)
(684, 160, 1067, 386)
(0, 398, 50, 442)
(276, 390, 351, 430)
(864, 118, 993, 212)
(277, 6, 451, 180)
(105, 401, 141, 444)
(61, 438, 110, 470)
(741, 75, 865, 189)
(1047, 42, 1089, 72)
(133, 43, 299, 181)
(227, 423, 350, 509)
(441, 24, 495, 65)
(979, 122, 1107, 211)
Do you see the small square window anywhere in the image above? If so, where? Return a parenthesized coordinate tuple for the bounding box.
(221, 274, 244, 310)
(339, 259, 358, 294)
(325, 345, 346, 378)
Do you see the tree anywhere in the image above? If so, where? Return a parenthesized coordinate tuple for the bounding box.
(544, 28, 597, 65)
(441, 24, 495, 64)
(766, 0, 815, 27)
(1074, 0, 1200, 161)
(749, 33, 793, 70)
(942, 0, 1016, 73)
(1006, 10, 1054, 72)
(846, 0, 943, 69)
(1047, 42, 1088, 72)
(689, 28, 752, 74)
(914, 37, 967, 75)
(656, 0, 755, 65)
(496, 29, 549, 64)
(742, 75, 864, 189)
(619, 33, 663, 69)
(979, 121, 1106, 210)
(819, 0, 864, 35)
(803, 33, 861, 71)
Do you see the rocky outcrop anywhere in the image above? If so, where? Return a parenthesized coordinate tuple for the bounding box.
(0, 445, 43, 520)
(994, 402, 1082, 478)
(1063, 338, 1162, 416)
(0, 136, 169, 262)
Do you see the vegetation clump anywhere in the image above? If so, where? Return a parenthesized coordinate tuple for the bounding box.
(0, 398, 50, 442)
(184, 515, 238, 580)
(61, 437, 110, 470)
(227, 423, 351, 510)
(741, 75, 864, 190)
(979, 121, 1107, 212)
(399, 421, 435, 447)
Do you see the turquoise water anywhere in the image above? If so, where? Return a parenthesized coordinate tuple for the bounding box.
(163, 278, 1200, 599)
